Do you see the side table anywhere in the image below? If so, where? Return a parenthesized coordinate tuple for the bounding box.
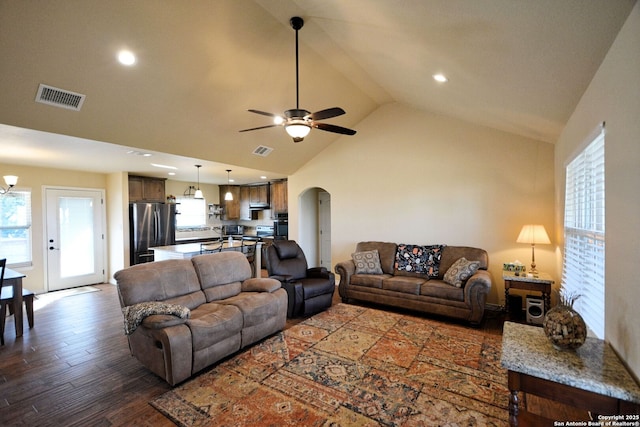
(503, 271, 554, 315)
(501, 322, 640, 426)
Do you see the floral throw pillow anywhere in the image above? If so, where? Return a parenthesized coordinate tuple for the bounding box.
(395, 244, 445, 278)
(352, 250, 383, 274)
(443, 257, 481, 287)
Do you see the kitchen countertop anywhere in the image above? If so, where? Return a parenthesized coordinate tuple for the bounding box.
(152, 239, 258, 254)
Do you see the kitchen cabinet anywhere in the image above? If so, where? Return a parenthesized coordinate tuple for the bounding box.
(249, 184, 269, 207)
(239, 186, 251, 220)
(270, 180, 287, 214)
(128, 176, 166, 202)
(220, 185, 240, 220)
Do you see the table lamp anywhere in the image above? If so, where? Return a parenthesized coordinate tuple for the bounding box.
(516, 224, 550, 275)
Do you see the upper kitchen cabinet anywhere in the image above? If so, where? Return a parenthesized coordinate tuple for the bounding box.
(249, 184, 270, 208)
(220, 185, 240, 220)
(239, 186, 251, 220)
(270, 180, 287, 214)
(129, 176, 166, 203)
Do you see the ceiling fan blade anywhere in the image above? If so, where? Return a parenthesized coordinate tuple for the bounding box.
(248, 109, 280, 118)
(239, 124, 279, 133)
(313, 122, 356, 136)
(309, 107, 345, 121)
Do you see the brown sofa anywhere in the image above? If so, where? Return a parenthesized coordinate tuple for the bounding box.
(335, 241, 492, 325)
(114, 251, 287, 385)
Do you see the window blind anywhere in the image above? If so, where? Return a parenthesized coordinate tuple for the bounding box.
(562, 126, 605, 338)
(0, 190, 33, 267)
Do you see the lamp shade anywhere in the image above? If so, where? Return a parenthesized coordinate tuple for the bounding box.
(194, 189, 203, 199)
(516, 225, 550, 244)
(3, 175, 18, 186)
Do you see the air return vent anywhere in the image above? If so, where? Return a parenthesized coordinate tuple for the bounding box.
(252, 145, 273, 157)
(35, 84, 86, 111)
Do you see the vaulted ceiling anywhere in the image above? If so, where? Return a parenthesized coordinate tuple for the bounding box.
(0, 0, 635, 184)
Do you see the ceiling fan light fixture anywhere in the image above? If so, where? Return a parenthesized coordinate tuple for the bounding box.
(285, 122, 311, 142)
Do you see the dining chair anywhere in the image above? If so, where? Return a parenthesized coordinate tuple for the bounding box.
(0, 258, 35, 345)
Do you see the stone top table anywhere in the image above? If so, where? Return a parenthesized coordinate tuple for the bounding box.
(501, 321, 640, 425)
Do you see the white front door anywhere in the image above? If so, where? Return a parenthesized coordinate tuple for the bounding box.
(45, 188, 106, 291)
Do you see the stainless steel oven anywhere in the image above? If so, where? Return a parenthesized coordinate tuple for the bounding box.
(273, 213, 288, 239)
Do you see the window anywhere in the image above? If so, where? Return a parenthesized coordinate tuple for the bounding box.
(0, 190, 33, 267)
(176, 197, 206, 228)
(562, 125, 605, 338)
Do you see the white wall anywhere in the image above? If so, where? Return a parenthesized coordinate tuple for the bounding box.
(555, 3, 640, 379)
(289, 102, 556, 306)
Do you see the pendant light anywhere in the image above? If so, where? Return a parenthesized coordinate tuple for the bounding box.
(224, 169, 233, 201)
(194, 165, 203, 199)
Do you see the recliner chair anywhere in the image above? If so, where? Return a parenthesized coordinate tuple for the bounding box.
(265, 240, 335, 317)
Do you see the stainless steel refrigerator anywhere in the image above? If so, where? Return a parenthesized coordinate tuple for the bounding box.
(130, 203, 176, 265)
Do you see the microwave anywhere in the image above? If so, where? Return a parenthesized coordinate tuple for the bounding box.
(222, 225, 244, 236)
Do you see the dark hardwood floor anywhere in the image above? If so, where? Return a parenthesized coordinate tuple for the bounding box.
(0, 282, 585, 426)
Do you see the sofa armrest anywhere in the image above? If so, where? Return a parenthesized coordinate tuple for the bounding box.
(335, 260, 355, 286)
(464, 270, 492, 325)
(307, 267, 336, 286)
(242, 277, 282, 293)
(307, 266, 328, 277)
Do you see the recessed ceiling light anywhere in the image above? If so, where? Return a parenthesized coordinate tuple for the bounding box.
(433, 74, 448, 83)
(260, 176, 267, 180)
(151, 163, 177, 170)
(126, 150, 152, 157)
(118, 50, 136, 66)
(168, 172, 176, 176)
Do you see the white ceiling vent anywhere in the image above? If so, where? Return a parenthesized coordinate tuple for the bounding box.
(252, 145, 273, 157)
(35, 84, 86, 111)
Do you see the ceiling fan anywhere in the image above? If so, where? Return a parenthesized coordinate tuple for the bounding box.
(239, 16, 356, 143)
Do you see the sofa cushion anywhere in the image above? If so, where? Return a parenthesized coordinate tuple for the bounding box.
(420, 280, 465, 302)
(192, 252, 251, 301)
(382, 276, 426, 295)
(350, 273, 387, 289)
(395, 244, 445, 278)
(438, 246, 488, 279)
(115, 259, 204, 309)
(187, 303, 243, 351)
(443, 257, 481, 287)
(354, 242, 398, 275)
(221, 291, 284, 328)
(351, 250, 383, 274)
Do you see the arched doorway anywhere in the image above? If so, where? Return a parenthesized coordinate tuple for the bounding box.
(298, 187, 331, 269)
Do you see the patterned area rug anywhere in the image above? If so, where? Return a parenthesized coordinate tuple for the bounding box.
(151, 304, 509, 426)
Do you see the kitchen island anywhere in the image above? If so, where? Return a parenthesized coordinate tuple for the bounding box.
(151, 240, 262, 278)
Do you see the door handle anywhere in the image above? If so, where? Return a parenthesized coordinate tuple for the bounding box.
(49, 246, 60, 250)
